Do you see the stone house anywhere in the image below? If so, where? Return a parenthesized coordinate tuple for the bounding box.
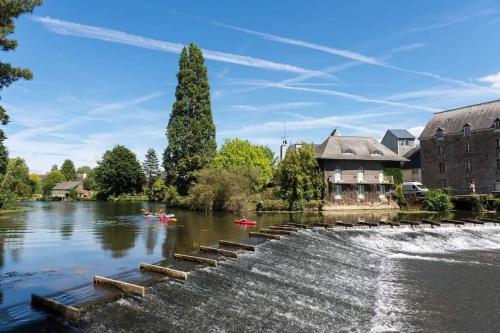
(51, 180, 90, 200)
(419, 100, 500, 194)
(295, 130, 407, 202)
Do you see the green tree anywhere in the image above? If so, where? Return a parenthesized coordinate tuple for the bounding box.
(50, 164, 58, 171)
(60, 159, 76, 180)
(41, 170, 65, 196)
(275, 144, 325, 210)
(163, 43, 216, 195)
(0, 0, 43, 175)
(95, 145, 144, 197)
(28, 173, 41, 195)
(77, 166, 98, 191)
(213, 138, 273, 187)
(143, 148, 161, 191)
(3, 158, 31, 199)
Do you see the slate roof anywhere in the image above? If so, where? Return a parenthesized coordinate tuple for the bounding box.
(314, 132, 407, 162)
(420, 100, 500, 139)
(401, 147, 421, 169)
(52, 181, 82, 191)
(386, 129, 415, 139)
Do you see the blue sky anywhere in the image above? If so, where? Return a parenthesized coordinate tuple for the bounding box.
(3, 0, 500, 172)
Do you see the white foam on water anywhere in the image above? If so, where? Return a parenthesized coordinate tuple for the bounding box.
(388, 253, 497, 266)
(349, 226, 500, 255)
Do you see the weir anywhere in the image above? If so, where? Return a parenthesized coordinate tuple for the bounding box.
(12, 217, 500, 329)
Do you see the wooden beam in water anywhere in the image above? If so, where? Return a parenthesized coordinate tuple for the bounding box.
(421, 219, 441, 226)
(249, 232, 281, 240)
(173, 253, 218, 267)
(268, 226, 299, 232)
(94, 276, 145, 297)
(200, 246, 238, 258)
(31, 294, 81, 322)
(358, 221, 378, 228)
(477, 217, 499, 223)
(219, 240, 255, 251)
(441, 219, 465, 225)
(260, 228, 293, 235)
(140, 263, 188, 280)
(379, 221, 399, 227)
(459, 219, 485, 225)
(334, 222, 354, 228)
(280, 223, 307, 229)
(399, 220, 421, 226)
(311, 223, 331, 228)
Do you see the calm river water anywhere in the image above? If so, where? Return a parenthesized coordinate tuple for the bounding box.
(0, 202, 499, 332)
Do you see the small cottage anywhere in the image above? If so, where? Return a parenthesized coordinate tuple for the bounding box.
(51, 180, 90, 200)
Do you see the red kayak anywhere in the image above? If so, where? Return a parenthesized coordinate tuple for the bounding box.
(234, 218, 257, 226)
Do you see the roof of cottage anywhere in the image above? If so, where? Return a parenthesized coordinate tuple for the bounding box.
(52, 181, 82, 191)
(419, 99, 500, 139)
(313, 131, 407, 162)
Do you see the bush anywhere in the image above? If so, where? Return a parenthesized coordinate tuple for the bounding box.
(391, 184, 407, 208)
(424, 189, 453, 212)
(383, 167, 403, 185)
(256, 199, 289, 211)
(0, 190, 17, 210)
(189, 166, 260, 212)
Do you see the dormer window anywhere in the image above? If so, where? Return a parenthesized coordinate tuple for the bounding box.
(371, 150, 383, 156)
(494, 118, 500, 130)
(342, 148, 355, 155)
(463, 124, 471, 137)
(436, 127, 443, 138)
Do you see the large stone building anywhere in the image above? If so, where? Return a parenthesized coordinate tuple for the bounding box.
(419, 100, 500, 194)
(296, 130, 407, 202)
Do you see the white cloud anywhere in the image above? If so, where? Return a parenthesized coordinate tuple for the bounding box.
(478, 72, 500, 89)
(390, 43, 425, 53)
(210, 21, 381, 65)
(32, 16, 328, 77)
(408, 126, 425, 138)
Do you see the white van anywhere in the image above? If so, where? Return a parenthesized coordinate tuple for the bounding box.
(402, 182, 429, 197)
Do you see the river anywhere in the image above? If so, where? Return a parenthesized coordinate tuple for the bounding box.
(0, 202, 499, 332)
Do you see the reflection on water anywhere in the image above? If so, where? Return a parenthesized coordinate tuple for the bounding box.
(0, 202, 483, 330)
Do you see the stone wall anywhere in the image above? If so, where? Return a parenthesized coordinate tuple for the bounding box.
(421, 128, 499, 194)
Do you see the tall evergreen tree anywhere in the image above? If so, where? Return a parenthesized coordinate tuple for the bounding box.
(60, 159, 76, 180)
(143, 148, 160, 191)
(0, 1, 43, 175)
(163, 43, 216, 195)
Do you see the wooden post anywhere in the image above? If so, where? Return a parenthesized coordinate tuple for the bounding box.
(219, 240, 255, 251)
(421, 219, 441, 227)
(334, 222, 354, 228)
(94, 276, 145, 297)
(459, 219, 484, 225)
(259, 228, 293, 235)
(399, 220, 421, 226)
(174, 253, 218, 267)
(200, 246, 238, 258)
(311, 223, 331, 228)
(31, 294, 81, 322)
(249, 232, 281, 240)
(140, 263, 188, 280)
(268, 226, 299, 232)
(280, 223, 307, 229)
(358, 221, 378, 227)
(441, 219, 465, 225)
